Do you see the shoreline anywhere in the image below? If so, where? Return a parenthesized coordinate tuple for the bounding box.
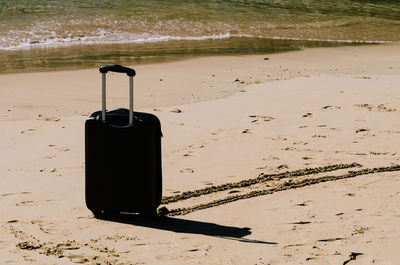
(0, 37, 365, 75)
(1, 44, 400, 264)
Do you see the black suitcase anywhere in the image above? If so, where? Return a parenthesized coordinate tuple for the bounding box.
(85, 65, 162, 217)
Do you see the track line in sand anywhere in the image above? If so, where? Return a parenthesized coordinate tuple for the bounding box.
(163, 165, 400, 216)
(161, 163, 362, 205)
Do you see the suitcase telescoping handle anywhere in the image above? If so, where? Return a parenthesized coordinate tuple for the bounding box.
(99, 65, 136, 124)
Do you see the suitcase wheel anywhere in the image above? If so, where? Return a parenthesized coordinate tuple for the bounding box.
(91, 209, 120, 219)
(140, 208, 158, 218)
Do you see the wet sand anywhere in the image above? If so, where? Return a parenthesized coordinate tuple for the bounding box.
(1, 44, 400, 264)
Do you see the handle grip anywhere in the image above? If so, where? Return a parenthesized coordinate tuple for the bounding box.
(100, 65, 135, 124)
(99, 65, 136, 77)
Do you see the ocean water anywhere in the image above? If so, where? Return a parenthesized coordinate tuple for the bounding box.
(1, 0, 399, 73)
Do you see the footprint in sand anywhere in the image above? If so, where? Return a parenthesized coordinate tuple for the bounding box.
(180, 168, 194, 173)
(67, 255, 89, 264)
(39, 168, 57, 173)
(317, 237, 346, 243)
(291, 221, 311, 225)
(48, 144, 70, 152)
(322, 105, 342, 110)
(31, 219, 57, 235)
(37, 114, 60, 122)
(312, 135, 327, 138)
(277, 164, 289, 170)
(293, 141, 308, 145)
(262, 156, 280, 161)
(351, 226, 369, 236)
(265, 136, 287, 141)
(1, 191, 31, 197)
(369, 151, 389, 155)
(249, 115, 275, 123)
(355, 103, 396, 112)
(183, 150, 194, 157)
(187, 248, 200, 252)
(44, 155, 57, 159)
(355, 128, 370, 133)
(201, 181, 213, 186)
(16, 241, 42, 250)
(15, 200, 35, 206)
(20, 128, 35, 135)
(343, 252, 363, 265)
(322, 105, 333, 109)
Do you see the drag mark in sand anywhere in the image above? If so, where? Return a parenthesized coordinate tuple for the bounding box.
(164, 165, 400, 216)
(161, 163, 362, 205)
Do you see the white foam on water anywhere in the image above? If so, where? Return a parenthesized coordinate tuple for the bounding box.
(0, 32, 234, 50)
(2, 32, 400, 51)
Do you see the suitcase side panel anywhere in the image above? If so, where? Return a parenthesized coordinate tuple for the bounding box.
(85, 110, 162, 214)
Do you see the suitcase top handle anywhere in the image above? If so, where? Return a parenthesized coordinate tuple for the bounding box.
(99, 65, 136, 77)
(99, 65, 135, 124)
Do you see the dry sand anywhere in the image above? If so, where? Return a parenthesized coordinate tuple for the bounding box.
(1, 44, 400, 264)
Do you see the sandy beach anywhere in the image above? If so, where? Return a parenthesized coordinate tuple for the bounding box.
(1, 44, 400, 264)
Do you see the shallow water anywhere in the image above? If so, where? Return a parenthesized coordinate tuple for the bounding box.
(1, 0, 399, 73)
(1, 37, 363, 74)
